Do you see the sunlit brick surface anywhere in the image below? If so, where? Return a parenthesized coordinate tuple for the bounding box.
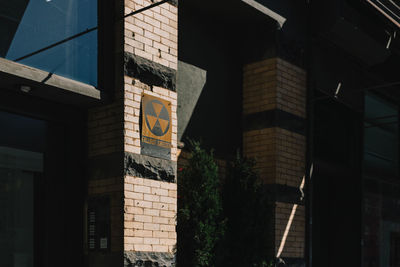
(243, 127, 305, 187)
(124, 0, 178, 69)
(243, 58, 307, 261)
(243, 58, 306, 118)
(275, 202, 305, 258)
(124, 176, 177, 253)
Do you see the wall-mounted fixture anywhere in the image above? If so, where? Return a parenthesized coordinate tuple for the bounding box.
(20, 85, 31, 93)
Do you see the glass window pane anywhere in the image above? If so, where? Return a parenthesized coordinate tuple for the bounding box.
(364, 94, 399, 177)
(0, 147, 43, 267)
(363, 94, 400, 267)
(0, 0, 98, 86)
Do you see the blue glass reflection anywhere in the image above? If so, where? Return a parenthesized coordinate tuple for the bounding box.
(1, 0, 98, 86)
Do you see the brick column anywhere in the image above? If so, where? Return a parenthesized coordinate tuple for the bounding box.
(123, 0, 178, 265)
(242, 58, 306, 265)
(86, 1, 178, 266)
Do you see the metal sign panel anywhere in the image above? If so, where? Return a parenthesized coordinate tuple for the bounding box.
(141, 94, 172, 159)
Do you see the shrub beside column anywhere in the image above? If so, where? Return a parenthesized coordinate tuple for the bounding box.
(177, 141, 225, 267)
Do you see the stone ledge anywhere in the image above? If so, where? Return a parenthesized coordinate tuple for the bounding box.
(88, 152, 177, 183)
(125, 152, 177, 183)
(124, 52, 176, 92)
(243, 109, 306, 136)
(0, 57, 102, 107)
(124, 251, 175, 267)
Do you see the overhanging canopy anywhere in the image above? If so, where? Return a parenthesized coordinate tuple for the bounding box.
(241, 0, 286, 28)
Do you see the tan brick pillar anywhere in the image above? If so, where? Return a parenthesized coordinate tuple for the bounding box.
(242, 58, 306, 265)
(123, 0, 178, 266)
(86, 1, 178, 266)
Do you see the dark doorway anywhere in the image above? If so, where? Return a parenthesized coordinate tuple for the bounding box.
(391, 232, 400, 267)
(312, 100, 362, 266)
(312, 161, 362, 267)
(0, 98, 86, 267)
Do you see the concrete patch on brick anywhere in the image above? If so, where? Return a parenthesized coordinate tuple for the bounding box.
(124, 152, 176, 183)
(124, 251, 175, 267)
(124, 52, 176, 92)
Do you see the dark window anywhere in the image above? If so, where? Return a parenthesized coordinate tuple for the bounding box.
(0, 111, 45, 267)
(314, 99, 360, 166)
(391, 232, 400, 267)
(0, 0, 98, 86)
(364, 94, 399, 179)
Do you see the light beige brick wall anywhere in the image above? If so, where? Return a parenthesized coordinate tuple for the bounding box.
(275, 128, 305, 188)
(123, 76, 178, 161)
(275, 202, 305, 258)
(243, 127, 305, 187)
(86, 0, 178, 261)
(87, 93, 124, 254)
(243, 58, 306, 261)
(124, 176, 177, 253)
(243, 58, 306, 118)
(122, 0, 178, 257)
(124, 0, 178, 70)
(243, 128, 277, 184)
(276, 59, 306, 118)
(88, 95, 124, 157)
(242, 58, 306, 187)
(243, 58, 277, 114)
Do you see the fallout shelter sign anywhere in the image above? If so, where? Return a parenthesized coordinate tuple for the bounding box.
(141, 94, 172, 159)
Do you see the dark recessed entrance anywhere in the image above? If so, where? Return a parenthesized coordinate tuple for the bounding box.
(0, 95, 86, 267)
(312, 100, 362, 267)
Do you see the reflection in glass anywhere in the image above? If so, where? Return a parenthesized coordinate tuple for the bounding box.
(364, 94, 398, 178)
(0, 0, 98, 86)
(363, 94, 400, 267)
(0, 147, 43, 267)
